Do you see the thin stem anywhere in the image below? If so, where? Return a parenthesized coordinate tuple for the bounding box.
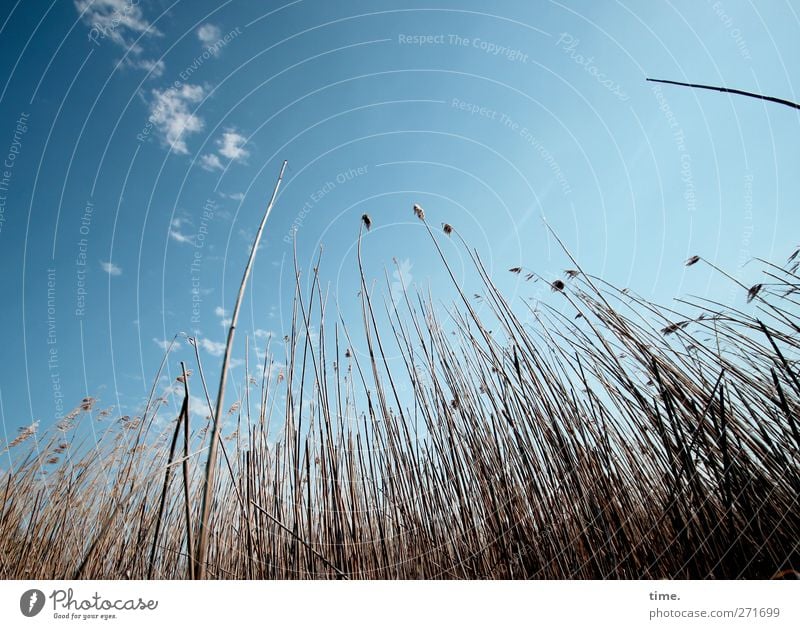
(646, 78, 800, 111)
(195, 160, 287, 579)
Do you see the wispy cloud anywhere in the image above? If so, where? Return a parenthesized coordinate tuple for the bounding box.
(198, 337, 225, 357)
(76, 0, 159, 50)
(76, 0, 163, 75)
(391, 258, 413, 303)
(168, 214, 196, 244)
(197, 23, 222, 47)
(200, 129, 249, 171)
(189, 394, 212, 420)
(169, 229, 195, 245)
(199, 153, 223, 171)
(100, 260, 122, 276)
(214, 306, 231, 327)
(148, 84, 205, 154)
(126, 57, 165, 77)
(218, 130, 249, 161)
(153, 338, 179, 352)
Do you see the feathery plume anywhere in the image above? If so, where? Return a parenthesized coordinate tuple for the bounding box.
(5, 421, 39, 450)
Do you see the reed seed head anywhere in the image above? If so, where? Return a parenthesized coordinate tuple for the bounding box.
(660, 321, 688, 336)
(747, 283, 763, 303)
(6, 421, 39, 449)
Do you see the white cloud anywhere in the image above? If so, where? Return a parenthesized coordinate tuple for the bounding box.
(214, 307, 231, 327)
(148, 84, 205, 154)
(169, 229, 195, 245)
(188, 394, 213, 420)
(76, 0, 160, 52)
(391, 258, 413, 303)
(153, 338, 179, 352)
(125, 57, 165, 77)
(199, 130, 249, 172)
(198, 338, 226, 357)
(197, 23, 221, 46)
(100, 260, 122, 276)
(217, 130, 249, 161)
(254, 329, 272, 340)
(200, 153, 223, 171)
(303, 325, 319, 345)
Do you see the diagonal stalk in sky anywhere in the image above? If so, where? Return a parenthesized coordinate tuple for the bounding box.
(195, 160, 288, 579)
(646, 78, 800, 110)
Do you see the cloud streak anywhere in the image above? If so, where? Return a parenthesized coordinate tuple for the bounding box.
(148, 84, 205, 154)
(76, 0, 163, 74)
(100, 260, 122, 276)
(198, 338, 225, 357)
(197, 23, 222, 47)
(218, 130, 249, 161)
(200, 153, 223, 171)
(76, 0, 159, 50)
(200, 128, 249, 171)
(153, 338, 179, 352)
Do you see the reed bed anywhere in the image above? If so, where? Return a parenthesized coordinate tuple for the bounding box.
(1, 212, 798, 580)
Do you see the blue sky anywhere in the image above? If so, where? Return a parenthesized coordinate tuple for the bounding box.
(0, 0, 798, 444)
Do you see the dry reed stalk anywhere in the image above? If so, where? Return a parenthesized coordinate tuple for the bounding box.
(1, 215, 799, 580)
(196, 161, 287, 578)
